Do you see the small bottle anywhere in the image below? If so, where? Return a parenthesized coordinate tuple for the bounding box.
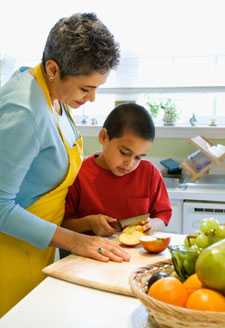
(189, 114, 197, 126)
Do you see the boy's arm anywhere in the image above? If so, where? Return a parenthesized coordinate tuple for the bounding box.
(63, 214, 117, 236)
(149, 168, 172, 228)
(64, 181, 80, 221)
(63, 182, 116, 235)
(149, 218, 166, 232)
(63, 181, 92, 232)
(62, 216, 92, 233)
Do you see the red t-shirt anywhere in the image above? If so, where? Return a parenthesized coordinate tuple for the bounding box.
(65, 155, 172, 225)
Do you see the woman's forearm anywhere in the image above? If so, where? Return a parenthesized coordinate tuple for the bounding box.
(50, 225, 130, 263)
(0, 190, 57, 249)
(50, 225, 77, 250)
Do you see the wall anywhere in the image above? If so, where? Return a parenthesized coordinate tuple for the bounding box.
(83, 137, 225, 162)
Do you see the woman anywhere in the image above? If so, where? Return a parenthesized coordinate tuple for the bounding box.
(0, 13, 129, 317)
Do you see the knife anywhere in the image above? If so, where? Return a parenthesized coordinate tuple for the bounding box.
(115, 214, 149, 230)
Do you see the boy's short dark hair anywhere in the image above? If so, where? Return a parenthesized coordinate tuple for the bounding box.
(103, 103, 155, 140)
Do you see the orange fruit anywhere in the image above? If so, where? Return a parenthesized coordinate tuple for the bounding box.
(183, 273, 202, 296)
(139, 234, 170, 254)
(186, 288, 225, 312)
(148, 277, 188, 307)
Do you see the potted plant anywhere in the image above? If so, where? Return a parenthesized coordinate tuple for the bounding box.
(160, 99, 179, 126)
(146, 101, 161, 119)
(146, 98, 179, 126)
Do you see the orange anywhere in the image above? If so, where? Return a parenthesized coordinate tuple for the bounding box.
(186, 288, 225, 312)
(183, 273, 202, 296)
(139, 234, 170, 254)
(148, 277, 188, 307)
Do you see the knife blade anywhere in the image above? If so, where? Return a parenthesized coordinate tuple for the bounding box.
(118, 214, 149, 229)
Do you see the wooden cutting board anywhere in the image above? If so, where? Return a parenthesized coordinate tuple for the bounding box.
(43, 233, 185, 297)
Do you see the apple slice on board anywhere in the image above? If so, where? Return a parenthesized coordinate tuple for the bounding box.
(119, 230, 144, 246)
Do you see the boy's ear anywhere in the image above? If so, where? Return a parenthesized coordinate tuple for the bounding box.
(98, 128, 109, 145)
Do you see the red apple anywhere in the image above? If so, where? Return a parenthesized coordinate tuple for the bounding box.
(139, 233, 171, 253)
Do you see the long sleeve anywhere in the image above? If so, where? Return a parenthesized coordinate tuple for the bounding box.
(149, 168, 172, 225)
(0, 103, 57, 248)
(64, 179, 81, 219)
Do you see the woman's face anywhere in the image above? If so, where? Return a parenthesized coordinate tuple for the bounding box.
(54, 72, 108, 108)
(45, 60, 109, 108)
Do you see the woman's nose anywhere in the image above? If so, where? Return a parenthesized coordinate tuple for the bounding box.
(87, 89, 96, 102)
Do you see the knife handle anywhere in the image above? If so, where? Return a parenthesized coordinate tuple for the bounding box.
(110, 221, 122, 231)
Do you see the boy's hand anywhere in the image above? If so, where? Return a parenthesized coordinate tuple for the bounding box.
(145, 218, 165, 234)
(87, 214, 118, 236)
(140, 218, 152, 232)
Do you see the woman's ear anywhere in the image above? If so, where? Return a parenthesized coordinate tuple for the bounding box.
(45, 60, 60, 81)
(98, 128, 109, 145)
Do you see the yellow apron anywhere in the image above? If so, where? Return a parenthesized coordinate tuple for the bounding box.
(0, 64, 83, 317)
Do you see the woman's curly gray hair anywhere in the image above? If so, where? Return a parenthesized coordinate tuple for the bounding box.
(42, 13, 120, 78)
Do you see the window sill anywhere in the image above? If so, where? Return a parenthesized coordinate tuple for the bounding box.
(77, 125, 225, 139)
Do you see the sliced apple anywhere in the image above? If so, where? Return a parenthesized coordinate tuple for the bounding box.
(139, 233, 171, 253)
(122, 225, 144, 234)
(119, 230, 144, 246)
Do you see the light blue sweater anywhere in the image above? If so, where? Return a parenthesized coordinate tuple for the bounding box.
(0, 69, 76, 248)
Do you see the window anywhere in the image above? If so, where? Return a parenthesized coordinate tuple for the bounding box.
(1, 0, 225, 126)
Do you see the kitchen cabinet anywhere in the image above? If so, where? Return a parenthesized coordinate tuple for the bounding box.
(165, 198, 225, 234)
(182, 201, 225, 234)
(164, 200, 183, 233)
(168, 184, 225, 234)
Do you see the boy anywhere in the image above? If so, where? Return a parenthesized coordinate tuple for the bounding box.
(63, 103, 172, 237)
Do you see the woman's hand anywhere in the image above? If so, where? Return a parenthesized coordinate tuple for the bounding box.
(87, 214, 118, 236)
(51, 226, 130, 262)
(70, 233, 130, 262)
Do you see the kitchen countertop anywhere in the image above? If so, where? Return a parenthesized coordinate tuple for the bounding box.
(0, 234, 185, 327)
(168, 186, 225, 202)
(0, 277, 151, 328)
(162, 172, 225, 202)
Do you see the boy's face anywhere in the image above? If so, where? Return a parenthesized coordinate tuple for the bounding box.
(97, 129, 152, 176)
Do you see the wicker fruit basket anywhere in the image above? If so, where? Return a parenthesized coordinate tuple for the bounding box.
(129, 259, 225, 328)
